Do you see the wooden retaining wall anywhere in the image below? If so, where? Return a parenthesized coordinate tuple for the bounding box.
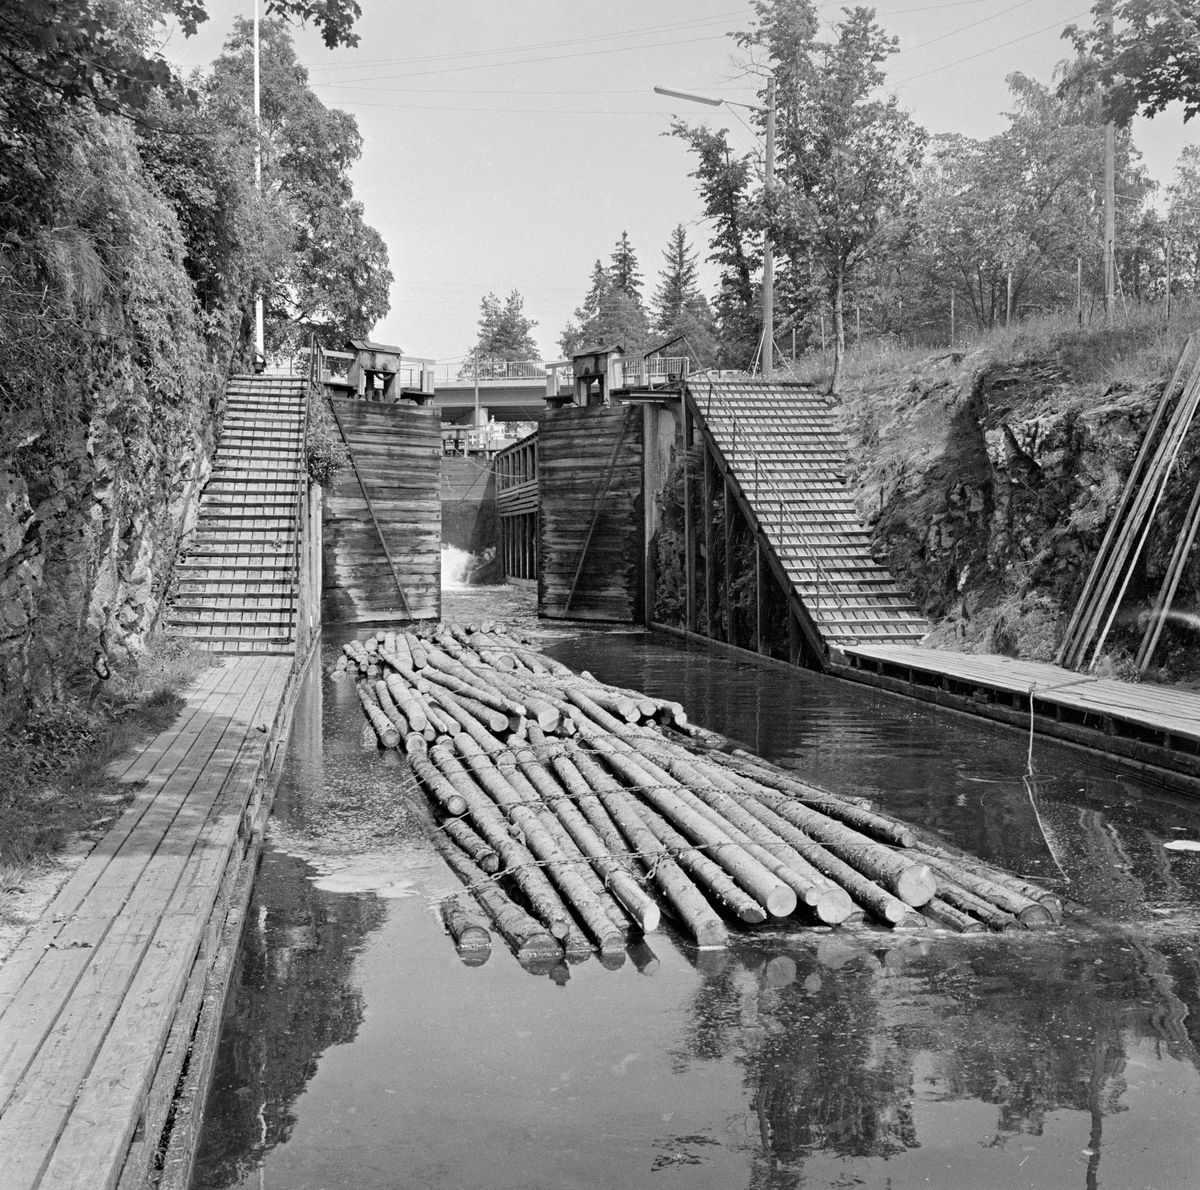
(323, 400, 441, 623)
(538, 403, 643, 622)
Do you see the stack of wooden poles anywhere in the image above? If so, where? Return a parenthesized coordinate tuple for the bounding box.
(335, 620, 1063, 963)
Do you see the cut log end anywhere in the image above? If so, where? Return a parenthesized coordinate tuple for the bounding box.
(812, 886, 856, 926)
(765, 886, 799, 919)
(895, 865, 938, 908)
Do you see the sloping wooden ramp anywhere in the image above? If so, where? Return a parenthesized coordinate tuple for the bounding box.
(688, 377, 927, 648)
(0, 655, 294, 1190)
(167, 375, 307, 653)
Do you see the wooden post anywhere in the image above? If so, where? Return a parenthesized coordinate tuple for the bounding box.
(1166, 238, 1172, 322)
(723, 474, 733, 645)
(755, 536, 764, 654)
(683, 402, 696, 632)
(1006, 270, 1012, 327)
(788, 606, 801, 666)
(949, 289, 955, 345)
(703, 439, 716, 638)
(1077, 255, 1083, 325)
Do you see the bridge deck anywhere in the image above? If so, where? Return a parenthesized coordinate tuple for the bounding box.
(0, 654, 294, 1190)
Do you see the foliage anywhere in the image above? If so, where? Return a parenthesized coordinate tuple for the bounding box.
(609, 231, 643, 299)
(738, 0, 926, 393)
(559, 238, 652, 357)
(467, 290, 539, 368)
(668, 121, 762, 367)
(0, 0, 360, 139)
(1065, 0, 1200, 125)
(207, 17, 392, 357)
(305, 388, 349, 489)
(0, 630, 210, 869)
(650, 225, 718, 364)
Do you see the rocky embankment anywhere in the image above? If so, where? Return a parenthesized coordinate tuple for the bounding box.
(839, 332, 1200, 680)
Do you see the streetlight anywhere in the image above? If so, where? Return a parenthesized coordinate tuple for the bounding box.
(654, 79, 777, 379)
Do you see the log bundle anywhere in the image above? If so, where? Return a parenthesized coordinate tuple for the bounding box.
(334, 621, 1062, 963)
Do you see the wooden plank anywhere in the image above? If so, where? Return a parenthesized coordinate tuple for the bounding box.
(0, 659, 278, 1100)
(0, 660, 267, 1022)
(40, 662, 292, 1190)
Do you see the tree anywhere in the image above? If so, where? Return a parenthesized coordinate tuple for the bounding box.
(1167, 145, 1200, 292)
(651, 225, 718, 363)
(467, 290, 538, 375)
(1065, 0, 1200, 125)
(558, 248, 651, 357)
(609, 231, 643, 300)
(907, 69, 1154, 330)
(669, 123, 762, 367)
(0, 0, 362, 129)
(207, 17, 391, 355)
(652, 225, 700, 332)
(738, 0, 926, 392)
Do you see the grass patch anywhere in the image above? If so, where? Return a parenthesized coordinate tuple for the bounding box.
(780, 299, 1200, 395)
(0, 634, 215, 877)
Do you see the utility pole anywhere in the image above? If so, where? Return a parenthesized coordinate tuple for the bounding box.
(1103, 0, 1117, 321)
(253, 0, 265, 365)
(762, 76, 776, 380)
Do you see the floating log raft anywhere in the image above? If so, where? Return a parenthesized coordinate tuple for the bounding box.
(336, 620, 1064, 961)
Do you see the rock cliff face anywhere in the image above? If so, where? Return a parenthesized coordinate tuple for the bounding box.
(840, 343, 1200, 677)
(0, 116, 233, 724)
(0, 373, 220, 718)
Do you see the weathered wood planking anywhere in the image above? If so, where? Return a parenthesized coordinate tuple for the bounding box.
(841, 642, 1200, 745)
(538, 404, 643, 622)
(324, 400, 441, 623)
(0, 655, 294, 1189)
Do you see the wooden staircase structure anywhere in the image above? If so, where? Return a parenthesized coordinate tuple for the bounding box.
(166, 374, 308, 653)
(687, 377, 927, 653)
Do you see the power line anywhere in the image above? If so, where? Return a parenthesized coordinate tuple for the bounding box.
(892, 9, 1092, 84)
(302, 10, 746, 74)
(313, 32, 732, 86)
(896, 0, 1041, 56)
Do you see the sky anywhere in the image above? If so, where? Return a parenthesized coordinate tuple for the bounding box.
(163, 0, 1197, 363)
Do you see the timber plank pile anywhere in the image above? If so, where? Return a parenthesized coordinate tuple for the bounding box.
(690, 377, 927, 647)
(538, 404, 643, 622)
(338, 622, 1063, 962)
(323, 398, 441, 624)
(167, 375, 306, 653)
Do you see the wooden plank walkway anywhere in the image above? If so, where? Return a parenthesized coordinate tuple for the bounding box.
(0, 654, 294, 1190)
(836, 643, 1200, 780)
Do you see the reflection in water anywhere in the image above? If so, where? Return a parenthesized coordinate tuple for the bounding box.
(191, 620, 1200, 1190)
(191, 850, 386, 1187)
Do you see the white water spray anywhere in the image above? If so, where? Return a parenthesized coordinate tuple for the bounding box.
(441, 545, 476, 591)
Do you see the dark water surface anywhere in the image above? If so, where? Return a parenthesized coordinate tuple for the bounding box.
(191, 589, 1200, 1190)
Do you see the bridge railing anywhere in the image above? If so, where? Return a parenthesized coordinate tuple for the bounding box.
(435, 359, 549, 383)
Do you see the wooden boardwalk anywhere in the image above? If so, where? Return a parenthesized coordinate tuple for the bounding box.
(0, 655, 295, 1190)
(835, 643, 1200, 782)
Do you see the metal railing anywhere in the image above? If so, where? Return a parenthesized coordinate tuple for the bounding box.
(623, 356, 690, 388)
(436, 359, 549, 383)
